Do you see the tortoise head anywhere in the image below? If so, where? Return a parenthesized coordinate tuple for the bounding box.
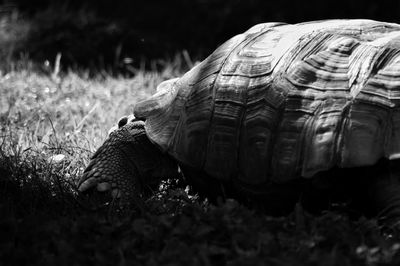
(77, 119, 180, 212)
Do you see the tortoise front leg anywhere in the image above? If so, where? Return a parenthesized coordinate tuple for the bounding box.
(78, 120, 180, 214)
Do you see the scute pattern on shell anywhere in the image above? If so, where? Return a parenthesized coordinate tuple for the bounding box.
(134, 19, 400, 185)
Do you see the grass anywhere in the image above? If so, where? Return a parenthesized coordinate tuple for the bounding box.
(1, 59, 400, 266)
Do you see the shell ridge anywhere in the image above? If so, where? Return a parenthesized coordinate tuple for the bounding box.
(349, 45, 382, 98)
(202, 25, 281, 177)
(194, 35, 248, 171)
(134, 78, 180, 118)
(163, 27, 275, 171)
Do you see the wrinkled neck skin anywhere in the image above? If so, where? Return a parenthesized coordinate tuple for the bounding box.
(138, 149, 181, 188)
(117, 121, 181, 190)
(113, 116, 181, 186)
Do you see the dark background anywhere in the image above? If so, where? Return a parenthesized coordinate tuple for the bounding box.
(2, 0, 400, 71)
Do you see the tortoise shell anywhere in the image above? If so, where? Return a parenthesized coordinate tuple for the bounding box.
(134, 19, 400, 185)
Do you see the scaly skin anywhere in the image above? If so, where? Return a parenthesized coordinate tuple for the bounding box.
(78, 120, 179, 211)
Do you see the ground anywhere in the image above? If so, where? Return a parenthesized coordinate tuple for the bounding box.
(1, 60, 400, 265)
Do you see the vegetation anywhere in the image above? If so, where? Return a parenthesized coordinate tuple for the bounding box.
(1, 56, 400, 265)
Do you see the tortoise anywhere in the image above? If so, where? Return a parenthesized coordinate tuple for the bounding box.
(78, 19, 400, 225)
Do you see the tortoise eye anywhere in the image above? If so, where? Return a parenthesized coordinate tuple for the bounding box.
(118, 116, 129, 128)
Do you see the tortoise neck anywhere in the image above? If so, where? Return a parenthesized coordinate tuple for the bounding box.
(124, 122, 180, 186)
